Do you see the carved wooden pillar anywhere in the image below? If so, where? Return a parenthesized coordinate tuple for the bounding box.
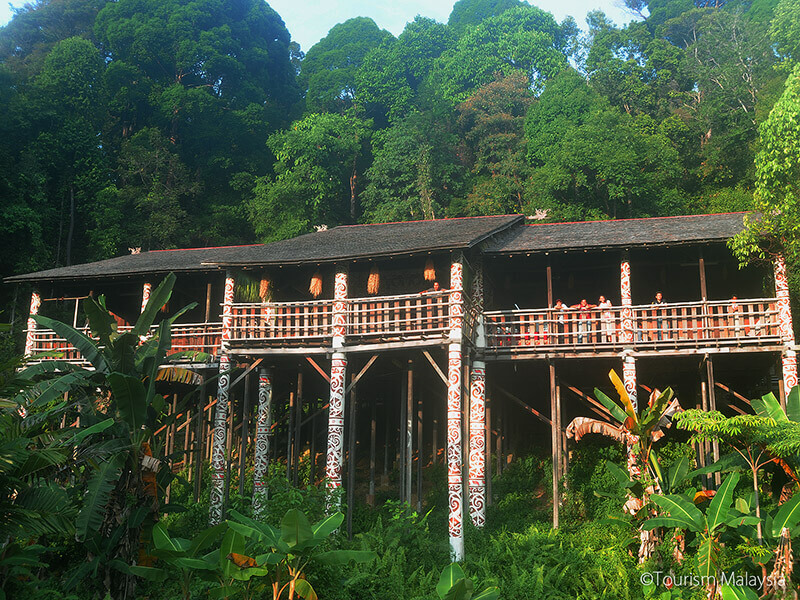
(620, 251, 637, 409)
(447, 255, 465, 561)
(253, 367, 273, 519)
(326, 267, 348, 502)
(24, 291, 41, 357)
(209, 271, 234, 525)
(468, 361, 486, 528)
(141, 282, 152, 313)
(774, 254, 798, 390)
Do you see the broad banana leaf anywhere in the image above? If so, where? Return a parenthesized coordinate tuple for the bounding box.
(76, 456, 123, 541)
(706, 472, 739, 532)
(751, 392, 788, 422)
(608, 369, 637, 423)
(32, 315, 108, 372)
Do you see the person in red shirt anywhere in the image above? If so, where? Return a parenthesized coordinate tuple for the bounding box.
(570, 298, 597, 343)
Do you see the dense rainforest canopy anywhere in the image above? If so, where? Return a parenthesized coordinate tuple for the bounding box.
(1, 0, 799, 285)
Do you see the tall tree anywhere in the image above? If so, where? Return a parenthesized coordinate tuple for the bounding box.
(248, 113, 373, 241)
(430, 5, 575, 105)
(447, 0, 523, 36)
(363, 108, 464, 222)
(356, 16, 455, 124)
(298, 17, 392, 115)
(454, 71, 533, 215)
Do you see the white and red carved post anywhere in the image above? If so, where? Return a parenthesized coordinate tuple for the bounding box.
(468, 361, 486, 528)
(448, 256, 465, 561)
(209, 271, 234, 525)
(620, 251, 638, 410)
(253, 366, 273, 519)
(326, 267, 348, 503)
(24, 291, 41, 357)
(774, 254, 798, 391)
(141, 282, 152, 313)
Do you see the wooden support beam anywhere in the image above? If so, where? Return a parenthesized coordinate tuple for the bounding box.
(238, 371, 252, 495)
(293, 370, 303, 486)
(422, 350, 448, 386)
(287, 391, 294, 481)
(705, 356, 721, 487)
(369, 400, 376, 505)
(714, 381, 753, 409)
(405, 360, 413, 504)
(399, 370, 407, 502)
(550, 362, 560, 529)
(560, 382, 614, 423)
(345, 354, 378, 395)
(230, 358, 263, 390)
(346, 373, 357, 540)
(306, 356, 331, 383)
(495, 384, 551, 426)
(546, 262, 553, 308)
(416, 392, 423, 513)
(300, 402, 329, 427)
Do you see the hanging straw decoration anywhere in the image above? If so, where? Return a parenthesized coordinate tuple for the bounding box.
(309, 270, 323, 298)
(424, 257, 436, 282)
(259, 275, 271, 302)
(367, 265, 380, 295)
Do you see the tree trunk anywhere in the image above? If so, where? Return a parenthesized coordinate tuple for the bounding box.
(66, 185, 75, 266)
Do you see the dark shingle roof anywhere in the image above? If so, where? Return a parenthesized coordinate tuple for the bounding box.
(5, 215, 522, 283)
(484, 213, 748, 254)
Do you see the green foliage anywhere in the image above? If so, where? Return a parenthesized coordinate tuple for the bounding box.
(249, 112, 373, 240)
(300, 18, 393, 114)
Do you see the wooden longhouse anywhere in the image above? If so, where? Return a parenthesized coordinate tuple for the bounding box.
(6, 212, 797, 560)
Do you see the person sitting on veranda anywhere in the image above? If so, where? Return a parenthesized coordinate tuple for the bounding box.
(570, 299, 597, 343)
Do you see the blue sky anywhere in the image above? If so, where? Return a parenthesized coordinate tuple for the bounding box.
(0, 0, 633, 52)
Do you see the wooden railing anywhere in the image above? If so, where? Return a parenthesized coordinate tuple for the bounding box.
(485, 299, 780, 350)
(229, 301, 334, 345)
(348, 291, 449, 342)
(25, 322, 222, 364)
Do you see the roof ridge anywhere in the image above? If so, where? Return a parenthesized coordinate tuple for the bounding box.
(523, 212, 748, 228)
(335, 214, 523, 229)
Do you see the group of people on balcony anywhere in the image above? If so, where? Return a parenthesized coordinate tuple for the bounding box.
(496, 292, 764, 347)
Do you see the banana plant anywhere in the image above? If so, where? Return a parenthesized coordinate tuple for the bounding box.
(126, 521, 227, 599)
(750, 386, 800, 499)
(221, 508, 376, 600)
(566, 369, 682, 561)
(644, 472, 760, 599)
(436, 563, 500, 600)
(13, 273, 204, 597)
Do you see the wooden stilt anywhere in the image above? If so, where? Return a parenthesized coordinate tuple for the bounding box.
(550, 362, 560, 529)
(238, 371, 251, 495)
(253, 367, 273, 518)
(399, 370, 407, 502)
(468, 361, 486, 527)
(193, 384, 206, 502)
(432, 416, 438, 466)
(383, 402, 390, 486)
(416, 391, 423, 513)
(346, 373, 357, 540)
(406, 360, 413, 505)
(705, 356, 720, 487)
(495, 401, 502, 476)
(310, 397, 318, 484)
(369, 400, 376, 505)
(700, 378, 711, 489)
(287, 391, 295, 481)
(294, 370, 303, 486)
